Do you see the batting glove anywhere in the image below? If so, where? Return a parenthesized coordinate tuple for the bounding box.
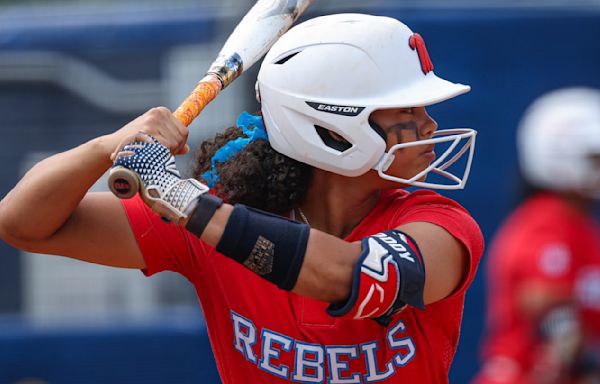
(108, 133, 208, 224)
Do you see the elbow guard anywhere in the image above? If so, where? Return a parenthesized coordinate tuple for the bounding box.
(327, 230, 425, 326)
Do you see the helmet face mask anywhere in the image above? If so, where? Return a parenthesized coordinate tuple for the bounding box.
(376, 128, 477, 190)
(257, 13, 476, 189)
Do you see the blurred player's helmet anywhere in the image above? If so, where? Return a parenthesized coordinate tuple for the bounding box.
(518, 87, 600, 196)
(256, 14, 476, 189)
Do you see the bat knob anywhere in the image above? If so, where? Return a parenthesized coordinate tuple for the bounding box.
(108, 166, 140, 199)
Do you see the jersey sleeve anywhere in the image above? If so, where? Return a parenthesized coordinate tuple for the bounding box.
(120, 194, 212, 280)
(391, 191, 485, 299)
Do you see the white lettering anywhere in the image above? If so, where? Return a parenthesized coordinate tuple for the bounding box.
(373, 233, 415, 263)
(230, 311, 417, 381)
(259, 330, 292, 378)
(326, 346, 361, 383)
(398, 251, 415, 262)
(292, 341, 325, 382)
(387, 321, 416, 366)
(231, 311, 258, 363)
(316, 104, 359, 114)
(361, 341, 395, 382)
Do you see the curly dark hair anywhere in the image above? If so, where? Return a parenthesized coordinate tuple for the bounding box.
(191, 123, 313, 214)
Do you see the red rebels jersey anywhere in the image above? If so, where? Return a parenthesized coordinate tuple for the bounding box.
(476, 192, 600, 383)
(122, 189, 483, 383)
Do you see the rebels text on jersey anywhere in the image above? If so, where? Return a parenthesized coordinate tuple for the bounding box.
(122, 189, 483, 383)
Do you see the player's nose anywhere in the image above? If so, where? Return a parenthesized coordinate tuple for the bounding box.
(417, 107, 437, 139)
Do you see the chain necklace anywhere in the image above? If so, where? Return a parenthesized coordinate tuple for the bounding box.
(297, 207, 310, 226)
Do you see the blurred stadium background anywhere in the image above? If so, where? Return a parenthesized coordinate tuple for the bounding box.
(1, 0, 600, 383)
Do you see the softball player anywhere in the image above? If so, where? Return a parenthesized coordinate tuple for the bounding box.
(474, 88, 600, 384)
(0, 14, 483, 383)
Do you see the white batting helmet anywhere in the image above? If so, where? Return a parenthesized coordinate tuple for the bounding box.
(518, 87, 600, 196)
(256, 13, 477, 189)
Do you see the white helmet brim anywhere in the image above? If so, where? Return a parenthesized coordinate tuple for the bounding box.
(369, 74, 471, 109)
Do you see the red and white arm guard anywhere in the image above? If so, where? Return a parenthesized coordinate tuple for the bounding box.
(327, 230, 426, 326)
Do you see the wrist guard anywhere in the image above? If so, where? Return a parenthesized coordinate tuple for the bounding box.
(185, 194, 224, 237)
(216, 204, 310, 291)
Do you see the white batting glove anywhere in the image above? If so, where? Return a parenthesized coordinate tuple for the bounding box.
(109, 132, 208, 224)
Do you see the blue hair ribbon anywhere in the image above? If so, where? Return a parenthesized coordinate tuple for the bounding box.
(201, 112, 269, 187)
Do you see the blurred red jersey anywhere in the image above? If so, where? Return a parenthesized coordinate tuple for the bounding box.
(122, 189, 483, 383)
(475, 192, 600, 384)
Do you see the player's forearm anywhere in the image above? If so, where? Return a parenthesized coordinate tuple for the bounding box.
(294, 230, 358, 302)
(0, 135, 116, 243)
(199, 203, 357, 303)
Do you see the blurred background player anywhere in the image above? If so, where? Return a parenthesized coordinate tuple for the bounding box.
(474, 88, 600, 384)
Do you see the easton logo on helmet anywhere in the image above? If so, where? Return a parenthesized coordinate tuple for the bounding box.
(409, 33, 434, 75)
(306, 101, 365, 117)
